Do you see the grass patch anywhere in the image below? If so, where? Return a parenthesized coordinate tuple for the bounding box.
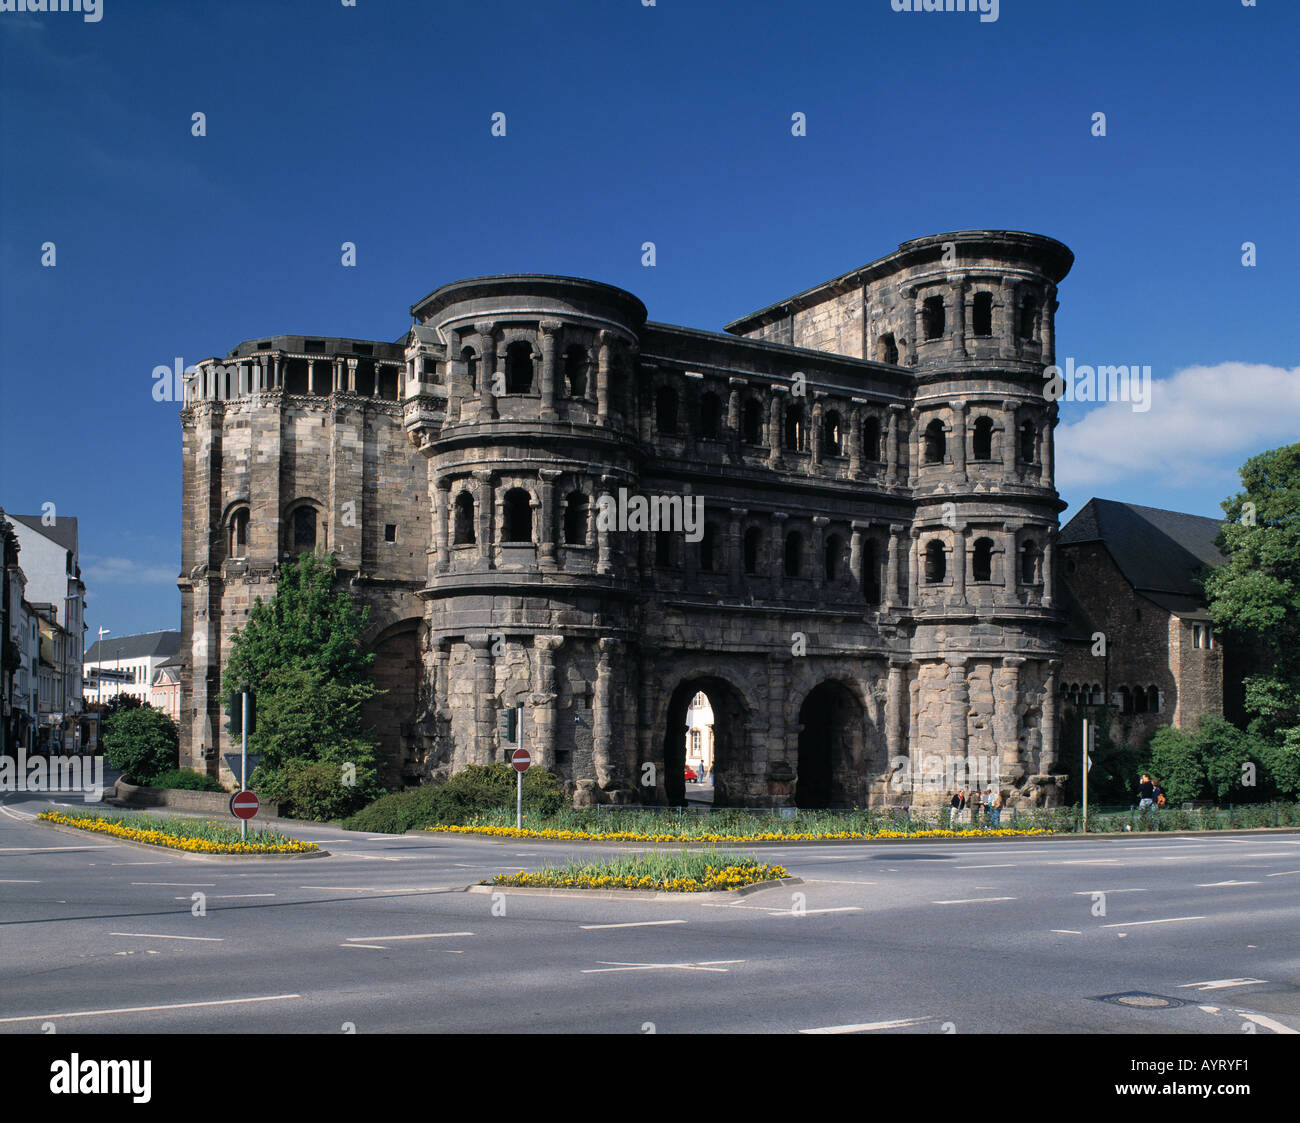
(486, 849, 788, 892)
(38, 808, 317, 854)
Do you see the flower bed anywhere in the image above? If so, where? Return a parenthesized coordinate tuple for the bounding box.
(437, 822, 1048, 843)
(485, 850, 788, 892)
(38, 809, 317, 855)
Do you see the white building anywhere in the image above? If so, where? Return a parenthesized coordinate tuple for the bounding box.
(685, 690, 715, 779)
(84, 631, 182, 708)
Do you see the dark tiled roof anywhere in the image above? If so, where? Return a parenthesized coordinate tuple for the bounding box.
(8, 514, 78, 555)
(1059, 499, 1226, 598)
(84, 630, 181, 663)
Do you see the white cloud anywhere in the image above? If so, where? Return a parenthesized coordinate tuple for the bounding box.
(1054, 362, 1300, 492)
(82, 555, 177, 586)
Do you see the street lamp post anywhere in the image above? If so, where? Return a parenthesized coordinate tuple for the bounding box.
(96, 626, 111, 705)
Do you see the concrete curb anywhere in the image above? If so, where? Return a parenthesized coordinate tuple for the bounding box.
(465, 876, 803, 901)
(33, 816, 330, 861)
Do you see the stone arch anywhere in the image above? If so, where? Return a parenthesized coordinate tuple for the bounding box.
(741, 398, 764, 445)
(452, 490, 476, 545)
(658, 674, 752, 808)
(505, 340, 535, 394)
(360, 617, 425, 789)
(795, 679, 867, 808)
(282, 498, 325, 556)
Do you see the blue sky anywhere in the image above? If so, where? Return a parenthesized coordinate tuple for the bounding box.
(1, 0, 1296, 648)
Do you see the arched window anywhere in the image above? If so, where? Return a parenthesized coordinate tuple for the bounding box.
(972, 416, 994, 461)
(743, 527, 761, 575)
(1020, 540, 1040, 584)
(1147, 686, 1160, 713)
(1018, 296, 1037, 341)
(460, 346, 478, 391)
(972, 537, 994, 582)
(563, 345, 588, 398)
(1020, 421, 1037, 464)
(453, 492, 476, 545)
(699, 392, 722, 440)
(784, 405, 807, 452)
(972, 292, 993, 337)
(502, 488, 533, 542)
(822, 411, 842, 456)
(922, 296, 945, 340)
(863, 415, 881, 462)
(656, 385, 679, 435)
(563, 491, 588, 546)
(291, 506, 317, 554)
(700, 523, 718, 572)
(742, 399, 764, 445)
(1133, 685, 1148, 714)
(505, 341, 534, 394)
(228, 508, 249, 558)
(784, 532, 803, 578)
(824, 534, 843, 582)
(924, 418, 946, 463)
(878, 333, 899, 365)
(1119, 686, 1133, 715)
(862, 539, 881, 603)
(925, 539, 946, 584)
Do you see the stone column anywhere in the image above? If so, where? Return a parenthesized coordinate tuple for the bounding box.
(1000, 279, 1018, 346)
(887, 524, 904, 608)
(908, 409, 921, 486)
(307, 359, 317, 395)
(593, 638, 619, 788)
(947, 656, 969, 767)
(344, 358, 357, 393)
(772, 511, 789, 598)
(434, 478, 451, 572)
(950, 400, 967, 482)
(538, 469, 561, 569)
(849, 523, 864, 595)
(476, 321, 497, 420)
(1004, 525, 1019, 598)
(1040, 660, 1060, 774)
(431, 639, 451, 720)
(811, 516, 829, 589)
(768, 656, 792, 802)
(889, 405, 903, 485)
(810, 399, 824, 470)
(887, 659, 908, 780)
(272, 353, 283, 389)
(727, 508, 746, 594)
(952, 279, 968, 358)
(531, 634, 563, 771)
(950, 528, 967, 607)
(995, 656, 1024, 788)
(1042, 407, 1056, 488)
(1002, 400, 1019, 471)
(539, 320, 561, 420)
(908, 527, 921, 606)
(767, 394, 783, 467)
(473, 470, 493, 566)
(727, 381, 743, 462)
(1042, 288, 1057, 364)
(595, 331, 612, 425)
(467, 634, 494, 769)
(848, 405, 863, 476)
(1042, 530, 1055, 608)
(596, 475, 614, 574)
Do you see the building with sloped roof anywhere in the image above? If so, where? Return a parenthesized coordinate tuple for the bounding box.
(83, 630, 182, 709)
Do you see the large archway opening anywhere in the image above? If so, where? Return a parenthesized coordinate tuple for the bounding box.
(661, 676, 748, 808)
(796, 680, 865, 808)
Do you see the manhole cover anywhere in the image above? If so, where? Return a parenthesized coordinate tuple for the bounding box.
(1093, 991, 1187, 1010)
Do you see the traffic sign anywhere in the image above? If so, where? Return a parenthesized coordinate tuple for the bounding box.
(511, 748, 532, 773)
(230, 790, 260, 820)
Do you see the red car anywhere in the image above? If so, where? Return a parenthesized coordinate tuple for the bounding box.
(684, 766, 698, 782)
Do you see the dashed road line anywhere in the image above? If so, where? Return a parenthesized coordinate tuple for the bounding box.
(110, 932, 224, 942)
(1177, 978, 1266, 991)
(801, 1016, 936, 1033)
(932, 896, 1016, 905)
(1099, 916, 1206, 928)
(0, 994, 300, 1024)
(345, 932, 473, 942)
(580, 920, 686, 930)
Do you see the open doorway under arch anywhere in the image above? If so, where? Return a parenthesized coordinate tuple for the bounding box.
(796, 680, 865, 808)
(660, 675, 749, 807)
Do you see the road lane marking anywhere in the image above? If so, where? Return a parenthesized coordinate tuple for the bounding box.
(132, 882, 216, 887)
(345, 932, 473, 942)
(801, 1017, 935, 1033)
(1099, 916, 1206, 928)
(0, 879, 40, 883)
(767, 906, 864, 917)
(955, 864, 1016, 870)
(1051, 930, 1083, 934)
(0, 845, 112, 851)
(580, 920, 687, 930)
(1060, 859, 1120, 865)
(0, 993, 301, 1024)
(110, 932, 224, 942)
(1239, 1013, 1297, 1034)
(581, 960, 744, 974)
(341, 943, 389, 950)
(932, 897, 1016, 904)
(1073, 889, 1147, 895)
(1196, 881, 1260, 887)
(1177, 978, 1266, 991)
(173, 893, 275, 900)
(802, 879, 878, 886)
(298, 885, 459, 893)
(1265, 870, 1300, 877)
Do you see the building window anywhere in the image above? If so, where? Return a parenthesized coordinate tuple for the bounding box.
(505, 341, 534, 394)
(698, 392, 722, 440)
(972, 292, 993, 337)
(742, 399, 764, 445)
(823, 411, 842, 456)
(564, 345, 589, 398)
(291, 506, 317, 554)
(878, 332, 899, 364)
(1119, 686, 1133, 715)
(564, 491, 589, 546)
(656, 385, 679, 435)
(925, 539, 946, 584)
(1148, 686, 1161, 712)
(924, 419, 946, 464)
(972, 537, 994, 582)
(1020, 421, 1037, 464)
(863, 415, 881, 462)
(784, 532, 803, 578)
(1191, 623, 1212, 649)
(502, 489, 533, 542)
(1020, 540, 1040, 584)
(824, 534, 842, 582)
(1018, 296, 1037, 341)
(972, 416, 994, 461)
(743, 527, 761, 575)
(228, 507, 250, 558)
(461, 347, 479, 391)
(784, 405, 807, 452)
(384, 524, 397, 543)
(453, 492, 476, 545)
(922, 296, 945, 340)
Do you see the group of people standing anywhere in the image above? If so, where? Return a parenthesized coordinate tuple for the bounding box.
(950, 787, 1004, 827)
(1138, 773, 1167, 811)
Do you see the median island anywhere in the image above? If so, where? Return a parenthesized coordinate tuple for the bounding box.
(484, 850, 789, 892)
(37, 809, 319, 855)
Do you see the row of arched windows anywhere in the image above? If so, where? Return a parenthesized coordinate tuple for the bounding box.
(919, 291, 1039, 343)
(921, 538, 1041, 585)
(923, 417, 1037, 464)
(1061, 682, 1162, 715)
(451, 489, 591, 547)
(224, 503, 320, 559)
(454, 341, 602, 400)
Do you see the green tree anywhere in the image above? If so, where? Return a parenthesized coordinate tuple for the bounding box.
(222, 551, 384, 816)
(1203, 442, 1300, 795)
(1147, 725, 1206, 803)
(103, 707, 179, 784)
(1195, 714, 1268, 802)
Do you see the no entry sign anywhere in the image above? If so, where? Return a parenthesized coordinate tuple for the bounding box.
(511, 747, 532, 773)
(230, 790, 260, 820)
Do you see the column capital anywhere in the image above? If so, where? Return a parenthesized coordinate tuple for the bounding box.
(812, 515, 830, 528)
(538, 468, 563, 482)
(890, 523, 906, 536)
(728, 507, 749, 519)
(534, 634, 565, 653)
(948, 399, 967, 413)
(946, 655, 968, 671)
(1002, 655, 1026, 669)
(472, 469, 494, 483)
(772, 511, 790, 522)
(538, 319, 563, 335)
(473, 320, 496, 337)
(466, 633, 493, 650)
(598, 637, 623, 655)
(728, 375, 748, 387)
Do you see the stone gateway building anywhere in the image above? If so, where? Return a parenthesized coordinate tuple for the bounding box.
(179, 230, 1074, 810)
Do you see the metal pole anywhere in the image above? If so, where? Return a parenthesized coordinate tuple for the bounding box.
(516, 768, 522, 831)
(240, 691, 249, 842)
(1082, 715, 1089, 835)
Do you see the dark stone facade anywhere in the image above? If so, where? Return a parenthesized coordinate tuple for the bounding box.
(178, 230, 1074, 809)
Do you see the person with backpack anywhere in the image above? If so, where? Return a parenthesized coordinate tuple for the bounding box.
(1138, 773, 1155, 811)
(1153, 779, 1166, 810)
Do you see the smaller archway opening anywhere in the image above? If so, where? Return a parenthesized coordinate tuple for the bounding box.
(1119, 686, 1133, 715)
(878, 332, 899, 365)
(502, 488, 533, 543)
(972, 292, 994, 337)
(228, 508, 249, 558)
(1018, 296, 1037, 341)
(453, 492, 476, 545)
(973, 416, 994, 461)
(563, 491, 588, 546)
(1147, 685, 1160, 713)
(824, 533, 843, 582)
(460, 346, 479, 391)
(290, 505, 318, 555)
(863, 415, 882, 462)
(924, 418, 946, 463)
(972, 537, 994, 582)
(505, 341, 534, 394)
(925, 539, 946, 584)
(784, 531, 803, 578)
(823, 411, 842, 456)
(922, 296, 946, 340)
(1019, 540, 1040, 584)
(656, 385, 679, 435)
(743, 527, 761, 575)
(1020, 421, 1037, 464)
(698, 392, 722, 440)
(563, 345, 589, 398)
(784, 405, 807, 452)
(742, 399, 764, 445)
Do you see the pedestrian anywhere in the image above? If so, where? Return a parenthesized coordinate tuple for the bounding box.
(989, 788, 1003, 828)
(1153, 779, 1166, 810)
(970, 788, 983, 824)
(1137, 773, 1155, 812)
(950, 788, 966, 827)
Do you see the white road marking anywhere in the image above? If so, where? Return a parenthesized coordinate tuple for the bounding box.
(956, 864, 1017, 870)
(580, 920, 687, 930)
(0, 845, 111, 851)
(1051, 930, 1083, 934)
(0, 993, 300, 1024)
(341, 943, 389, 950)
(1073, 888, 1148, 895)
(932, 897, 1016, 904)
(132, 882, 216, 887)
(1196, 881, 1260, 887)
(801, 1016, 935, 1033)
(1177, 978, 1266, 991)
(1265, 870, 1300, 877)
(110, 932, 224, 942)
(1239, 1013, 1297, 1034)
(582, 959, 744, 974)
(1199, 1005, 1221, 1013)
(1099, 916, 1206, 928)
(0, 879, 40, 883)
(1061, 859, 1120, 865)
(173, 893, 275, 900)
(298, 885, 457, 893)
(802, 879, 878, 886)
(767, 907, 864, 917)
(345, 932, 473, 942)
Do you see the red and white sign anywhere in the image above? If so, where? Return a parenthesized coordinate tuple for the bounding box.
(230, 790, 260, 820)
(510, 748, 532, 773)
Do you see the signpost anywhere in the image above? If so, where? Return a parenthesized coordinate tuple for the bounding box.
(226, 687, 257, 840)
(230, 790, 259, 820)
(511, 746, 531, 830)
(1082, 715, 1090, 835)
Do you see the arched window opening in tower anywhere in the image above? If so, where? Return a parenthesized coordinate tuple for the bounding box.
(1148, 686, 1160, 713)
(1020, 540, 1040, 584)
(699, 392, 722, 440)
(461, 347, 479, 391)
(453, 492, 476, 545)
(564, 345, 588, 398)
(228, 508, 249, 558)
(824, 534, 842, 582)
(862, 539, 881, 603)
(972, 291, 994, 337)
(563, 491, 588, 546)
(922, 296, 945, 340)
(878, 332, 899, 364)
(1018, 296, 1037, 341)
(924, 539, 946, 584)
(1020, 421, 1037, 464)
(1133, 684, 1147, 714)
(742, 399, 764, 445)
(973, 416, 994, 461)
(656, 385, 679, 435)
(1119, 686, 1133, 715)
(743, 527, 761, 575)
(924, 418, 946, 463)
(505, 341, 534, 394)
(972, 537, 994, 582)
(863, 415, 881, 462)
(784, 531, 803, 578)
(291, 506, 317, 554)
(655, 532, 677, 569)
(784, 405, 806, 452)
(700, 523, 718, 572)
(503, 488, 533, 542)
(823, 411, 842, 456)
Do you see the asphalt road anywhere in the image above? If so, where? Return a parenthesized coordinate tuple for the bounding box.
(2, 789, 1298, 1034)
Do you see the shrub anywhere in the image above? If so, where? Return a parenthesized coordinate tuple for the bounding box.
(149, 768, 224, 793)
(342, 786, 447, 833)
(257, 759, 375, 821)
(1147, 725, 1206, 803)
(103, 707, 179, 785)
(342, 763, 566, 832)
